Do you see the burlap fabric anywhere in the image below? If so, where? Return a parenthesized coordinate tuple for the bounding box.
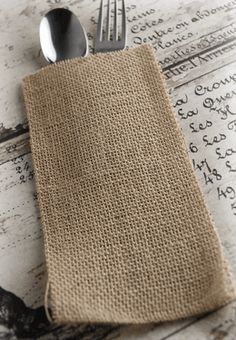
(22, 44, 235, 324)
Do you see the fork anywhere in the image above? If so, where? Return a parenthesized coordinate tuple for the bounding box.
(94, 0, 126, 53)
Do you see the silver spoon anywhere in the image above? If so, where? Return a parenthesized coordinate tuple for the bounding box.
(40, 8, 88, 63)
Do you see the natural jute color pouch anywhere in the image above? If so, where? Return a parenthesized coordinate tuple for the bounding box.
(22, 44, 235, 324)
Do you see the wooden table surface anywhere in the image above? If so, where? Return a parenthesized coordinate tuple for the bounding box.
(0, 0, 236, 339)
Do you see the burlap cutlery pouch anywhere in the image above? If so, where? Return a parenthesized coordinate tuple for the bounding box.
(22, 44, 235, 324)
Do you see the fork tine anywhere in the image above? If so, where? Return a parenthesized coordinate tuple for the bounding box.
(95, 0, 126, 52)
(106, 0, 111, 40)
(120, 0, 126, 44)
(96, 0, 104, 43)
(114, 0, 118, 41)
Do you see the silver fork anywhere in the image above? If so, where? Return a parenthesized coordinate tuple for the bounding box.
(94, 0, 126, 53)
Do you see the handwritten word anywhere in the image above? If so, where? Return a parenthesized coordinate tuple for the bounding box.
(203, 103, 235, 120)
(157, 33, 193, 50)
(195, 74, 236, 96)
(226, 160, 236, 172)
(228, 119, 236, 131)
(197, 24, 236, 49)
(164, 59, 197, 79)
(204, 168, 222, 185)
(203, 90, 236, 109)
(128, 8, 155, 23)
(192, 158, 211, 172)
(160, 45, 196, 67)
(203, 133, 226, 146)
(189, 143, 198, 153)
(190, 120, 212, 133)
(217, 186, 235, 200)
(216, 147, 236, 159)
(196, 41, 236, 65)
(178, 107, 198, 120)
(191, 2, 236, 22)
(131, 19, 163, 34)
(173, 94, 188, 108)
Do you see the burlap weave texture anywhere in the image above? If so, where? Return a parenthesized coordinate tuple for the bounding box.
(23, 44, 235, 324)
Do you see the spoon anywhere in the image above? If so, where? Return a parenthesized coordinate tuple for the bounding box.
(40, 8, 88, 63)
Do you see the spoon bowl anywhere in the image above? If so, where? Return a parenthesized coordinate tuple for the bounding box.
(40, 8, 88, 63)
